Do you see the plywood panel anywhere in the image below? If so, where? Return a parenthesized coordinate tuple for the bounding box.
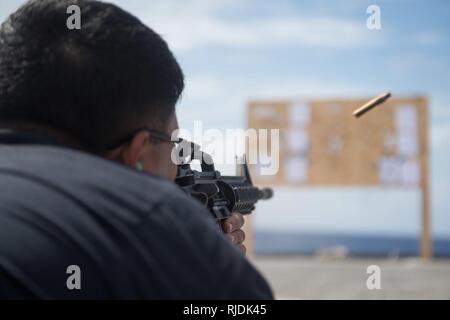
(247, 96, 431, 258)
(247, 97, 428, 188)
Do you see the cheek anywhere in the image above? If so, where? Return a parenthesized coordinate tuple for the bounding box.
(150, 143, 177, 181)
(141, 144, 176, 180)
(165, 144, 178, 181)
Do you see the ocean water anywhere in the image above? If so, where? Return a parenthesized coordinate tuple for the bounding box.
(254, 232, 450, 257)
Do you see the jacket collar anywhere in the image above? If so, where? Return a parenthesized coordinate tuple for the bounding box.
(0, 129, 61, 147)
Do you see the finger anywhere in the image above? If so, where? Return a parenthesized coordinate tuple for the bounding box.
(225, 230, 246, 245)
(234, 213, 245, 229)
(222, 219, 233, 233)
(224, 232, 234, 242)
(223, 213, 245, 233)
(233, 229, 246, 245)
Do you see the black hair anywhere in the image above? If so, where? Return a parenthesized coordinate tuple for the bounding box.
(0, 0, 184, 152)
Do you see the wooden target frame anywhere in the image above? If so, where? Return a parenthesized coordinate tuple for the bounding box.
(246, 96, 430, 259)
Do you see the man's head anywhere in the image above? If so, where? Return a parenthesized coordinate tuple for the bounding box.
(0, 0, 184, 180)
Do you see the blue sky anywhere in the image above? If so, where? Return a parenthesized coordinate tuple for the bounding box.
(1, 0, 449, 238)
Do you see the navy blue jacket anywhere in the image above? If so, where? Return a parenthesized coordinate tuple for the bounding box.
(0, 131, 272, 299)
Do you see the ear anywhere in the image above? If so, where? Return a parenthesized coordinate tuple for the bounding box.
(107, 131, 150, 168)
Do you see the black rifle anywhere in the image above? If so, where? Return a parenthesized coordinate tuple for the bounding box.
(174, 139, 273, 221)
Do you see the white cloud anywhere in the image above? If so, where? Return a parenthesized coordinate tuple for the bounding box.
(387, 52, 447, 75)
(176, 72, 379, 147)
(431, 125, 450, 151)
(108, 0, 384, 52)
(411, 31, 443, 46)
(149, 16, 382, 52)
(182, 75, 224, 101)
(430, 95, 450, 121)
(181, 73, 372, 108)
(1, 0, 385, 52)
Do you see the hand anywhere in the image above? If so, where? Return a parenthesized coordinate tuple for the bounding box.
(222, 212, 246, 254)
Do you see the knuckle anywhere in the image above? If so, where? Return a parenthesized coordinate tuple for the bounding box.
(236, 230, 245, 244)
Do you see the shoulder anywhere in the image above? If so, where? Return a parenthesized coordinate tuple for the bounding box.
(0, 145, 273, 299)
(0, 145, 182, 203)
